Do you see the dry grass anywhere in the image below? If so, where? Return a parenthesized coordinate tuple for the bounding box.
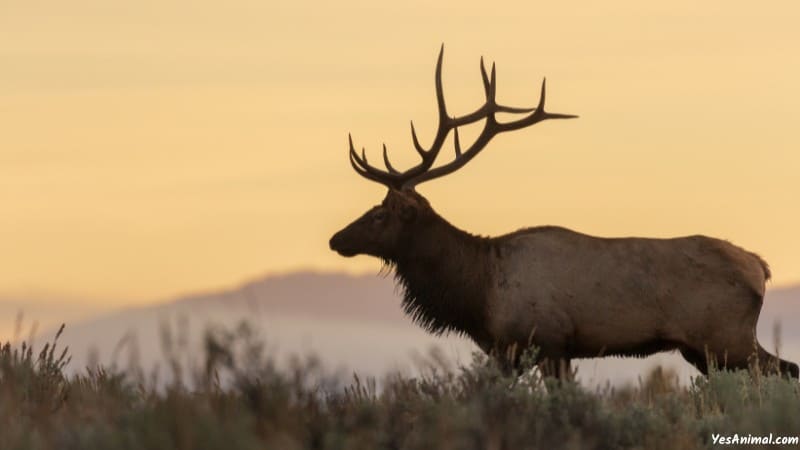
(1, 322, 798, 450)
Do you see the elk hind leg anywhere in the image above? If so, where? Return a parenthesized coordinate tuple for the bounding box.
(755, 344, 799, 379)
(711, 335, 799, 378)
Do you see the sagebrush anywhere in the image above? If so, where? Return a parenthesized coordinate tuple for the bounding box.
(1, 323, 798, 450)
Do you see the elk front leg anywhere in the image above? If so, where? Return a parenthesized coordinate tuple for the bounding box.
(537, 357, 573, 381)
(484, 341, 527, 377)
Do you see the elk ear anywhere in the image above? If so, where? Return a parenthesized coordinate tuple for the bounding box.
(400, 204, 417, 222)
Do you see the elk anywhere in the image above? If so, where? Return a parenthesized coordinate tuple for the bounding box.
(329, 47, 799, 379)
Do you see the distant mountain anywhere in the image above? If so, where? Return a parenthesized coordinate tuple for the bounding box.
(42, 272, 475, 381)
(36, 272, 800, 386)
(0, 294, 118, 343)
(757, 285, 800, 340)
(173, 271, 409, 324)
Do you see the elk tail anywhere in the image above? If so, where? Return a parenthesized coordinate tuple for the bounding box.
(750, 251, 771, 282)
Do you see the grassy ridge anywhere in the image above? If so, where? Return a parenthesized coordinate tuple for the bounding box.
(1, 324, 798, 450)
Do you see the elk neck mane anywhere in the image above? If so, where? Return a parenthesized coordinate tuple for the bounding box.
(382, 210, 495, 341)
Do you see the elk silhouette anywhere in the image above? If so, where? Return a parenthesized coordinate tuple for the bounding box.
(329, 47, 798, 379)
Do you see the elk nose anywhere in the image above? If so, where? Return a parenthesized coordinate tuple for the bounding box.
(329, 231, 357, 256)
(329, 232, 343, 251)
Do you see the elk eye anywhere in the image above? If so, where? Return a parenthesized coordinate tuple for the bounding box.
(373, 211, 387, 222)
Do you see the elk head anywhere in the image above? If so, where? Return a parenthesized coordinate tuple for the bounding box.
(330, 46, 577, 261)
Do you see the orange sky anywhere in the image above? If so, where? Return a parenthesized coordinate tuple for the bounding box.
(2, 1, 799, 305)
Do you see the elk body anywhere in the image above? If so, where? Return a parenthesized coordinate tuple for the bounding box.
(329, 48, 799, 379)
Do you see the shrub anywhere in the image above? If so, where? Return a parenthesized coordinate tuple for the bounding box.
(1, 324, 797, 450)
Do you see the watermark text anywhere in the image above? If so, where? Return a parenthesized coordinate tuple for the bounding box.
(712, 433, 799, 446)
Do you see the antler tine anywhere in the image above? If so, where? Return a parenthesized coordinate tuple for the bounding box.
(350, 45, 454, 185)
(344, 47, 577, 191)
(408, 45, 451, 157)
(402, 75, 577, 189)
(453, 126, 462, 157)
(349, 147, 385, 185)
(382, 144, 401, 174)
(479, 57, 492, 101)
(538, 77, 547, 112)
(348, 134, 369, 173)
(410, 121, 426, 157)
(479, 58, 498, 104)
(452, 58, 536, 126)
(349, 47, 511, 189)
(434, 44, 447, 121)
(489, 62, 497, 104)
(404, 45, 451, 161)
(495, 78, 579, 133)
(348, 134, 400, 188)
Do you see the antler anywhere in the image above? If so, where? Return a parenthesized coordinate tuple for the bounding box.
(348, 45, 577, 190)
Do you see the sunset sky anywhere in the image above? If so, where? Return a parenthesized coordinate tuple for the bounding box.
(2, 1, 799, 309)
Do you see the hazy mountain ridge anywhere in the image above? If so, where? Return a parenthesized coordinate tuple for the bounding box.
(170, 271, 409, 325)
(758, 286, 800, 339)
(40, 271, 476, 379)
(31, 271, 800, 385)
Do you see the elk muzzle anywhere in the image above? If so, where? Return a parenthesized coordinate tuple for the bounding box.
(329, 229, 358, 257)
